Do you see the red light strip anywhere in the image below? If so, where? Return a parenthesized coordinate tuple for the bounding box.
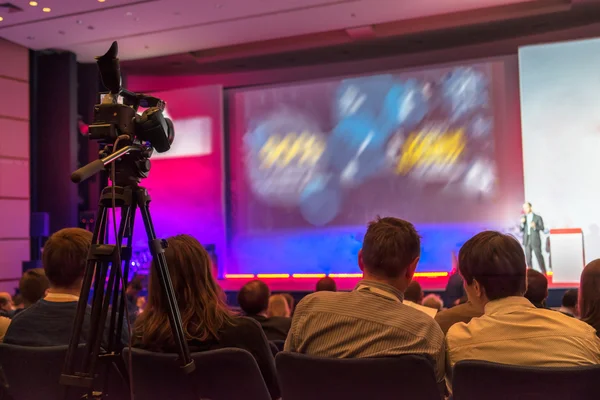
(224, 272, 449, 279)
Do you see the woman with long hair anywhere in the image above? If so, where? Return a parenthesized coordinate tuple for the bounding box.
(579, 259, 600, 337)
(133, 235, 279, 399)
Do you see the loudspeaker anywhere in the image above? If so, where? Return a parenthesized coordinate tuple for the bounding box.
(31, 212, 50, 238)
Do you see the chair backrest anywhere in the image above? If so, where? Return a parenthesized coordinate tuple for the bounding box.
(271, 340, 285, 352)
(123, 347, 271, 400)
(452, 360, 600, 400)
(0, 344, 88, 400)
(276, 352, 441, 400)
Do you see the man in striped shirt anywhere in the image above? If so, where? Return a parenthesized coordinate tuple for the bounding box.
(285, 217, 446, 393)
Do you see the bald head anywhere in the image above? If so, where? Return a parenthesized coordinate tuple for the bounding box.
(238, 280, 270, 315)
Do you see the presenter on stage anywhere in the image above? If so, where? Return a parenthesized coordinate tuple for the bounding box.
(521, 202, 547, 274)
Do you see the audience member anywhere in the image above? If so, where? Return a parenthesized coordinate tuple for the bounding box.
(315, 276, 337, 292)
(3, 228, 102, 346)
(560, 289, 579, 317)
(19, 268, 50, 311)
(0, 315, 8, 342)
(579, 259, 600, 337)
(281, 293, 295, 315)
(12, 294, 24, 311)
(444, 251, 465, 306)
(126, 275, 144, 323)
(238, 280, 291, 341)
(0, 292, 14, 317)
(447, 231, 600, 376)
(435, 300, 482, 335)
(403, 281, 437, 317)
(285, 217, 446, 394)
(133, 235, 279, 400)
(423, 294, 444, 311)
(524, 269, 549, 308)
(268, 294, 290, 318)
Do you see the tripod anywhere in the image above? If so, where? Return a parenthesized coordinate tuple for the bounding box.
(60, 146, 194, 399)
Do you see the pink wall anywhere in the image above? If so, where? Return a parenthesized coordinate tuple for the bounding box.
(0, 39, 30, 293)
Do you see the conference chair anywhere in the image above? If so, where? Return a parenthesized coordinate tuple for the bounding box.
(276, 352, 441, 400)
(123, 347, 271, 400)
(452, 360, 600, 400)
(0, 344, 89, 400)
(271, 340, 285, 352)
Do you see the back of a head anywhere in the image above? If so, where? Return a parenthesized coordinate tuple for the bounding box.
(579, 259, 600, 331)
(423, 294, 444, 311)
(267, 294, 290, 318)
(135, 234, 234, 350)
(562, 289, 578, 309)
(19, 268, 50, 307)
(404, 280, 423, 303)
(458, 231, 526, 301)
(315, 277, 337, 292)
(43, 228, 93, 289)
(238, 280, 270, 315)
(524, 269, 548, 305)
(361, 216, 421, 279)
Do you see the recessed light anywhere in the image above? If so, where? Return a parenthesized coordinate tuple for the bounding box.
(29, 1, 38, 6)
(0, 17, 3, 22)
(125, 11, 133, 16)
(98, 0, 106, 2)
(42, 7, 51, 12)
(76, 19, 83, 24)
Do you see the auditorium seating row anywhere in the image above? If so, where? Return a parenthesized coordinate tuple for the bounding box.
(1, 343, 599, 400)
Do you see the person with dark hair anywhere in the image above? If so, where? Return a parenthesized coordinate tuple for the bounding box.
(134, 235, 279, 399)
(19, 268, 50, 310)
(524, 269, 548, 308)
(238, 280, 291, 341)
(559, 289, 578, 317)
(286, 217, 446, 395)
(315, 277, 337, 292)
(520, 202, 547, 273)
(125, 275, 144, 324)
(403, 280, 437, 317)
(447, 231, 600, 373)
(579, 260, 600, 337)
(4, 228, 96, 346)
(0, 293, 14, 317)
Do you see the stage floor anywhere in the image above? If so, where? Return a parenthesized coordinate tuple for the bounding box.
(218, 271, 576, 292)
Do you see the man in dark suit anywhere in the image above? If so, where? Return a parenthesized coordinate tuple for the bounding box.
(521, 202, 547, 274)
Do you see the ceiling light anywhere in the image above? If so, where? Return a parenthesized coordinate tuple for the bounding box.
(29, 1, 38, 6)
(98, 0, 106, 2)
(42, 7, 51, 12)
(125, 11, 132, 16)
(0, 17, 3, 22)
(76, 19, 83, 24)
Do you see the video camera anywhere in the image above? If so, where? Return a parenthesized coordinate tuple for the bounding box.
(72, 41, 174, 184)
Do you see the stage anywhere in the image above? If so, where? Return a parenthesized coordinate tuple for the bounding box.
(217, 270, 575, 292)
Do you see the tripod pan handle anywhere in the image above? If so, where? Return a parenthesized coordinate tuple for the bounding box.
(71, 159, 106, 183)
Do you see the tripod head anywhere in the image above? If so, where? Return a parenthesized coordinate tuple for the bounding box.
(72, 41, 175, 185)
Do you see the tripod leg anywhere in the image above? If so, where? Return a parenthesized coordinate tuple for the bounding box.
(136, 188, 194, 372)
(61, 205, 108, 389)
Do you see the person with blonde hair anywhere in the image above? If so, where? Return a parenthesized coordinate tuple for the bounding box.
(268, 294, 290, 318)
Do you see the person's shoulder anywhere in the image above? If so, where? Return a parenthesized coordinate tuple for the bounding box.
(295, 290, 344, 311)
(231, 315, 264, 333)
